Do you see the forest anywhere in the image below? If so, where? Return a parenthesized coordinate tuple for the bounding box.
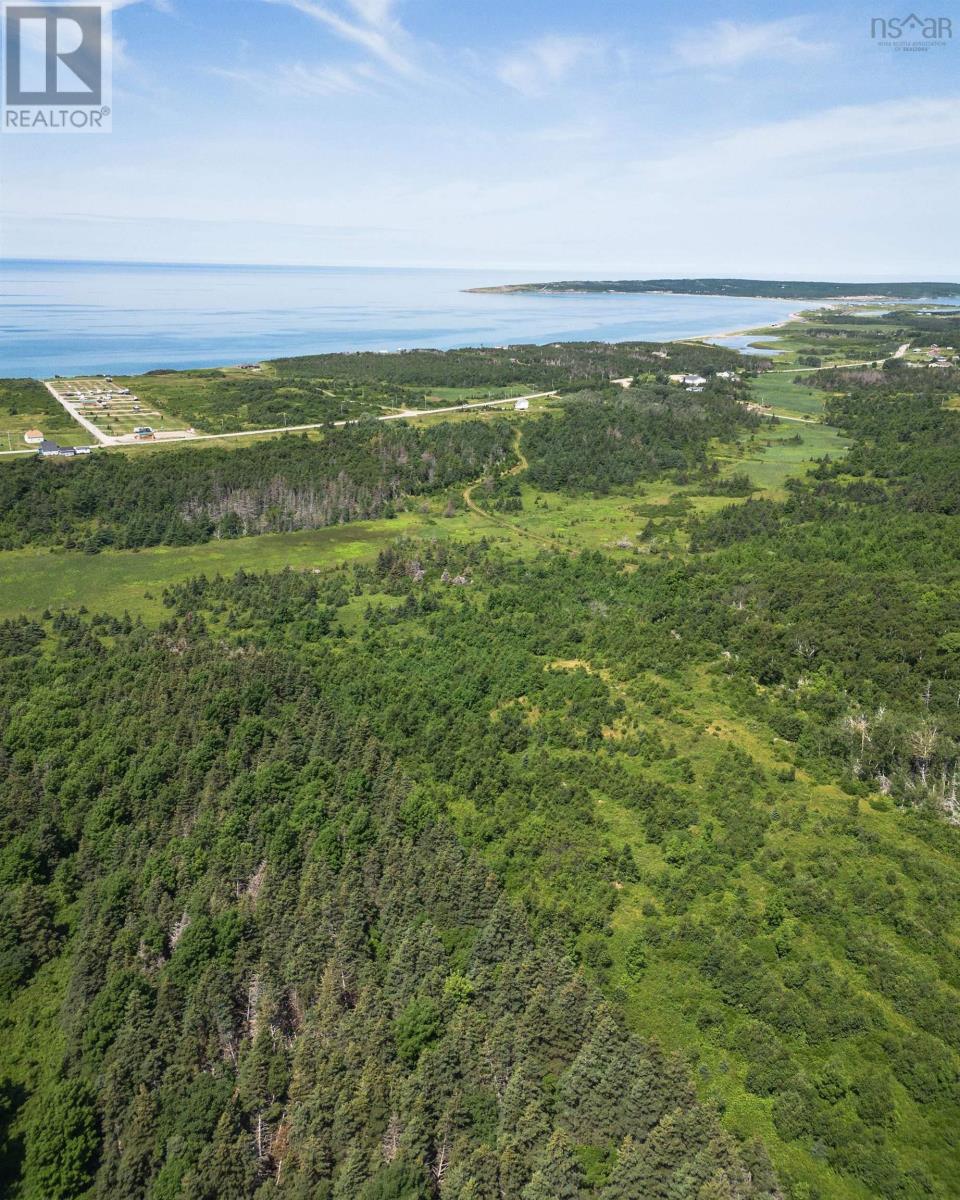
(522, 388, 755, 493)
(0, 604, 780, 1200)
(0, 419, 516, 551)
(1, 333, 959, 1200)
(269, 340, 744, 390)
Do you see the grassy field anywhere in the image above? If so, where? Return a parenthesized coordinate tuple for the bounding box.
(421, 385, 532, 404)
(714, 422, 850, 498)
(0, 378, 87, 447)
(0, 513, 438, 621)
(750, 372, 830, 418)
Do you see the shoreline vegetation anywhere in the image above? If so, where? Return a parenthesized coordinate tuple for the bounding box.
(465, 277, 960, 301)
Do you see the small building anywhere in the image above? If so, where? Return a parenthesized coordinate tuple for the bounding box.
(514, 398, 530, 411)
(37, 440, 76, 458)
(23, 429, 43, 445)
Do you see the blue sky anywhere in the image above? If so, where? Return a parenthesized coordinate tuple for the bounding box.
(2, 0, 959, 276)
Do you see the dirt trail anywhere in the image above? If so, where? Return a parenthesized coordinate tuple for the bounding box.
(462, 429, 560, 550)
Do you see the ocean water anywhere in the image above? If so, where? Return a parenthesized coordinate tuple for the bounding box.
(704, 333, 785, 355)
(0, 259, 826, 377)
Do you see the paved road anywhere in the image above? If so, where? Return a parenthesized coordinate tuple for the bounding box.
(42, 386, 558, 451)
(43, 381, 115, 445)
(184, 391, 558, 443)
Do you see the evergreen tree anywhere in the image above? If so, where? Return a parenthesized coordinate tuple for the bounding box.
(521, 1130, 585, 1200)
(24, 1077, 98, 1200)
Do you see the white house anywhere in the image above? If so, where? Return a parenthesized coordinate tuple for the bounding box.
(23, 429, 43, 445)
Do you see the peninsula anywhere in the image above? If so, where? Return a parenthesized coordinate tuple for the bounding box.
(467, 277, 960, 300)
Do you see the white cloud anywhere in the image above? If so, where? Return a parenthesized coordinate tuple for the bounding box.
(212, 61, 377, 97)
(104, 0, 172, 10)
(498, 34, 602, 97)
(652, 96, 960, 177)
(263, 0, 414, 75)
(672, 17, 833, 70)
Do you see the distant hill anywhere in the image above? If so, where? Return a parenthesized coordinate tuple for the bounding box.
(467, 277, 960, 300)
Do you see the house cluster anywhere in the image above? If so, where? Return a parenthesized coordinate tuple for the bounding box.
(926, 345, 957, 368)
(905, 345, 958, 370)
(36, 439, 93, 458)
(669, 372, 707, 392)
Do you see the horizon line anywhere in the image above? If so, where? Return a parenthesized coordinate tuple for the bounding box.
(3, 257, 960, 284)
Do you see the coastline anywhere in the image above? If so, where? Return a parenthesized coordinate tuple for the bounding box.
(464, 285, 940, 303)
(465, 287, 819, 302)
(685, 307, 811, 342)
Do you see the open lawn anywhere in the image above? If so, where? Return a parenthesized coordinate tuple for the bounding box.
(0, 378, 87, 447)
